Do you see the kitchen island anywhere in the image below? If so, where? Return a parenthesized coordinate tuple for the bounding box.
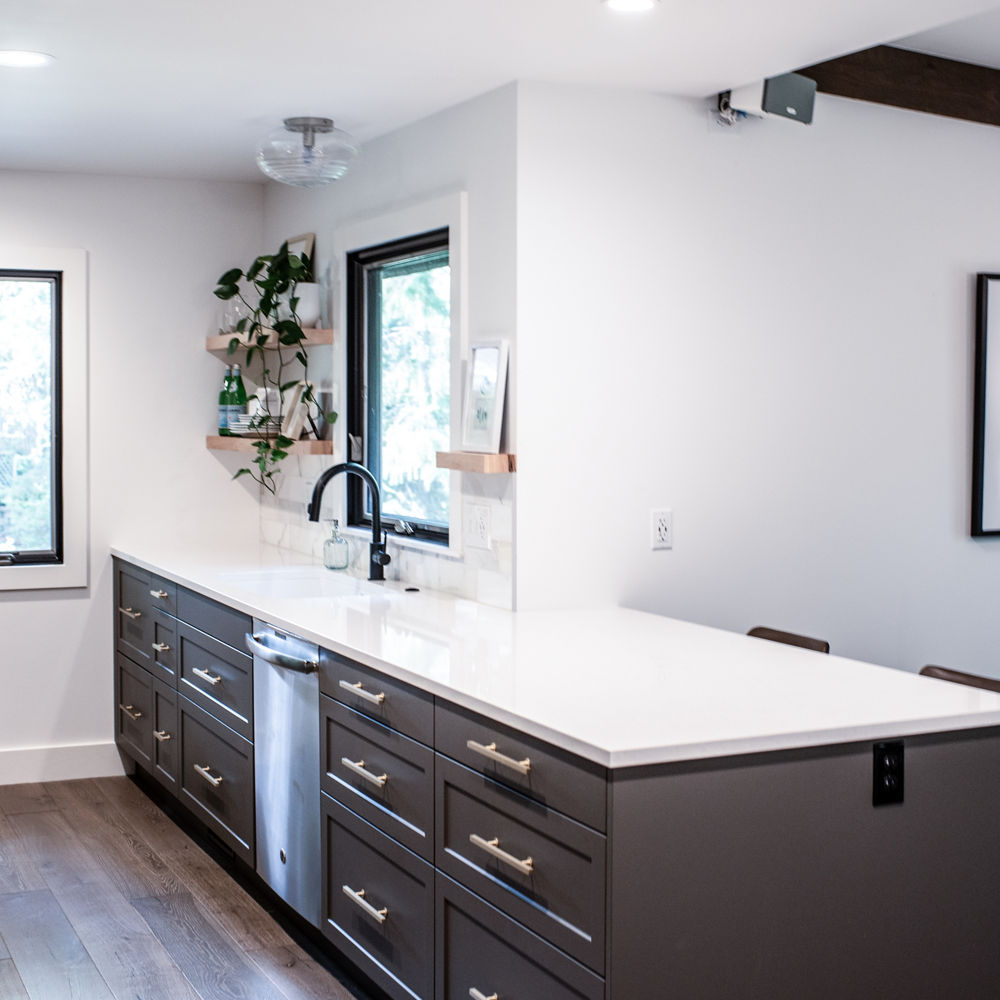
(111, 541, 1000, 1000)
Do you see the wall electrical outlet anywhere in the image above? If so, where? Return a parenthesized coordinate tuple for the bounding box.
(465, 503, 492, 550)
(651, 508, 673, 550)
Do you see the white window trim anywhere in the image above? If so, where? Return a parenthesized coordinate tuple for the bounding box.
(332, 192, 468, 555)
(0, 245, 89, 591)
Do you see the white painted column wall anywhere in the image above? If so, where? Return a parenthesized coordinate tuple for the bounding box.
(515, 83, 1000, 675)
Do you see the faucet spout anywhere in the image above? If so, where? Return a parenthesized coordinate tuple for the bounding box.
(307, 462, 390, 581)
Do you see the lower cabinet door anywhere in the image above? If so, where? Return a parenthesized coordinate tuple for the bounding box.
(322, 793, 433, 1000)
(152, 679, 179, 793)
(116, 654, 153, 769)
(179, 696, 254, 865)
(436, 875, 605, 1000)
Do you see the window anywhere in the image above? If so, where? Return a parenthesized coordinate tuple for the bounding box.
(0, 269, 62, 565)
(347, 228, 452, 542)
(0, 246, 87, 591)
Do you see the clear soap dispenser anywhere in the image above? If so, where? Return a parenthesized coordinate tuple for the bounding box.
(323, 519, 349, 571)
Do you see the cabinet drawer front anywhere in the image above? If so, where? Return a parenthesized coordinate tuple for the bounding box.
(178, 622, 253, 739)
(321, 696, 434, 860)
(179, 696, 254, 864)
(116, 654, 153, 768)
(146, 574, 177, 617)
(152, 679, 179, 793)
(177, 587, 251, 652)
(437, 875, 604, 1000)
(149, 612, 177, 686)
(115, 562, 153, 666)
(322, 794, 434, 1000)
(321, 649, 433, 746)
(436, 756, 606, 973)
(436, 700, 607, 832)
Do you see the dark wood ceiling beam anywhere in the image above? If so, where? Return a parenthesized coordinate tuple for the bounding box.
(798, 44, 1000, 128)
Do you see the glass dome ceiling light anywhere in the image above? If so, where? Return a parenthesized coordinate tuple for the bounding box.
(256, 116, 359, 188)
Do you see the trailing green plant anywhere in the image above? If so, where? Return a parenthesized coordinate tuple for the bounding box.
(213, 241, 336, 494)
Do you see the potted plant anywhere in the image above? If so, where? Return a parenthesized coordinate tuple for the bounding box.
(213, 241, 336, 494)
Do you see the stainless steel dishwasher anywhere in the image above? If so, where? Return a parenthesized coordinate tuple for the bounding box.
(246, 620, 321, 927)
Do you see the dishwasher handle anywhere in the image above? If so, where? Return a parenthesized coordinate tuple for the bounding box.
(245, 632, 318, 674)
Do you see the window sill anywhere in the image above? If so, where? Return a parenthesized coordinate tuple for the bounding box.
(340, 525, 460, 560)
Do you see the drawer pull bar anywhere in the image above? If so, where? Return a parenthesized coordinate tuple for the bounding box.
(340, 679, 386, 706)
(151, 642, 171, 653)
(118, 703, 142, 722)
(469, 834, 534, 876)
(153, 730, 172, 742)
(192, 666, 222, 686)
(341, 757, 388, 788)
(469, 991, 498, 1000)
(194, 764, 223, 787)
(342, 885, 388, 924)
(149, 589, 169, 600)
(467, 740, 531, 776)
(118, 606, 142, 620)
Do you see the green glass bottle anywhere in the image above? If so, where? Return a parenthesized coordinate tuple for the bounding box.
(229, 363, 248, 428)
(218, 365, 233, 436)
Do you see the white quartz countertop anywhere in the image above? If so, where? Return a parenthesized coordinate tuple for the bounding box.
(111, 541, 1000, 768)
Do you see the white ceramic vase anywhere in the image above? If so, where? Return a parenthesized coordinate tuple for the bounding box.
(279, 282, 321, 328)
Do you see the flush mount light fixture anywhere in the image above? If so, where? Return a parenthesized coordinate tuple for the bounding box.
(603, 0, 659, 10)
(0, 50, 54, 68)
(256, 116, 359, 188)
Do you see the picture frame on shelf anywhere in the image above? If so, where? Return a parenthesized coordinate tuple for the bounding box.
(460, 340, 508, 453)
(286, 232, 315, 264)
(280, 383, 307, 439)
(973, 273, 1000, 535)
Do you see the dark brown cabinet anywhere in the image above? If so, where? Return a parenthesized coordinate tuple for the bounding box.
(436, 875, 603, 1000)
(321, 695, 434, 861)
(113, 557, 255, 867)
(178, 695, 254, 864)
(322, 794, 434, 1000)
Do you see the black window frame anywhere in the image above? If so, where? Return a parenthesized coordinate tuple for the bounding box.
(346, 227, 451, 544)
(0, 268, 63, 567)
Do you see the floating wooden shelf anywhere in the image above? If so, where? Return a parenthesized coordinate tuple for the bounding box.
(436, 451, 516, 474)
(205, 328, 334, 353)
(206, 435, 334, 456)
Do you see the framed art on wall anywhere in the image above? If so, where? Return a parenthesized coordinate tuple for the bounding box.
(461, 340, 508, 453)
(972, 273, 1000, 535)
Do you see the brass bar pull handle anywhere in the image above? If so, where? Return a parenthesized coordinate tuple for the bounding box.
(469, 990, 498, 1000)
(118, 606, 142, 620)
(469, 834, 534, 876)
(149, 589, 169, 600)
(341, 757, 388, 788)
(152, 642, 171, 653)
(119, 703, 142, 721)
(194, 764, 222, 787)
(467, 740, 531, 776)
(339, 679, 386, 706)
(154, 730, 172, 742)
(342, 884, 388, 924)
(193, 666, 222, 686)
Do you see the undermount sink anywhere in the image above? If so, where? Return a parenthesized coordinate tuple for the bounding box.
(219, 565, 412, 604)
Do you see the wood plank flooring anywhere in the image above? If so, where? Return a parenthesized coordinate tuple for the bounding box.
(0, 777, 362, 1000)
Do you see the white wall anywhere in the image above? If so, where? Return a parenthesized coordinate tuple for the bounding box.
(515, 83, 1000, 674)
(0, 170, 263, 782)
(260, 84, 518, 607)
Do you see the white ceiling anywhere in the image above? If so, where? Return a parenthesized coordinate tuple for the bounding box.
(2, 0, 1000, 183)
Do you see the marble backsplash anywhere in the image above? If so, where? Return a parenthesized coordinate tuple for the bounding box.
(258, 454, 514, 609)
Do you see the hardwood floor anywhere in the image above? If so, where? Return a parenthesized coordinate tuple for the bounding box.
(0, 776, 362, 1000)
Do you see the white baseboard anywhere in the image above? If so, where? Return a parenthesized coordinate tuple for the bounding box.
(0, 741, 126, 785)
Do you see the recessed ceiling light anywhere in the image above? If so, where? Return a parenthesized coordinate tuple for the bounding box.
(0, 50, 54, 68)
(603, 0, 659, 10)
